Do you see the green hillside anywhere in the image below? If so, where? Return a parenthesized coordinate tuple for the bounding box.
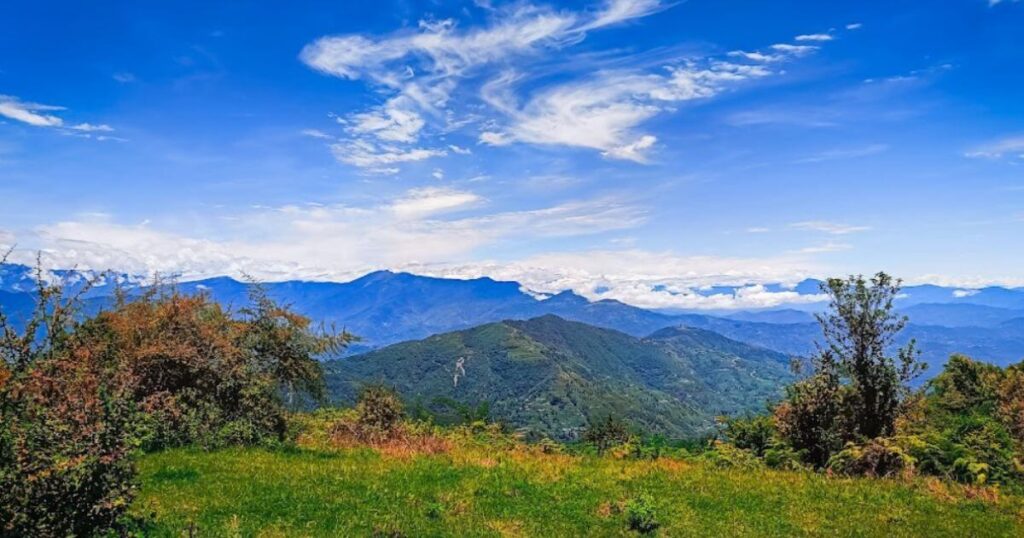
(324, 315, 794, 439)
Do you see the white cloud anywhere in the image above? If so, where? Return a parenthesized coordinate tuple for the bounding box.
(448, 144, 472, 155)
(727, 50, 785, 63)
(299, 4, 832, 167)
(349, 96, 426, 143)
(0, 95, 65, 127)
(965, 135, 1024, 159)
(770, 43, 818, 56)
(112, 72, 136, 83)
(792, 242, 852, 254)
(795, 33, 833, 42)
(790, 221, 871, 235)
(0, 95, 115, 136)
(845, 23, 863, 30)
(480, 60, 776, 162)
(301, 128, 334, 139)
(952, 289, 979, 298)
(70, 123, 114, 132)
(388, 187, 480, 218)
(603, 135, 657, 162)
(581, 0, 670, 31)
(330, 139, 447, 170)
(423, 249, 827, 309)
(431, 168, 445, 180)
(2, 191, 646, 285)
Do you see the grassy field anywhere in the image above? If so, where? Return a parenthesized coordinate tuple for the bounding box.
(135, 443, 1024, 537)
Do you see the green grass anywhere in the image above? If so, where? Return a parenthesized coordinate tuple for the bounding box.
(135, 445, 1024, 537)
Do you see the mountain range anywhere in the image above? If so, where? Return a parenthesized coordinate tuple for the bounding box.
(1, 263, 1023, 378)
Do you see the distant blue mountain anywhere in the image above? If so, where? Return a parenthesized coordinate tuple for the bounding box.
(899, 303, 1024, 328)
(1, 263, 1023, 379)
(726, 309, 817, 324)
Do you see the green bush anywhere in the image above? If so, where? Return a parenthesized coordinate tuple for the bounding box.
(723, 415, 776, 457)
(827, 438, 914, 478)
(625, 492, 659, 534)
(763, 445, 804, 470)
(354, 385, 405, 442)
(701, 440, 764, 469)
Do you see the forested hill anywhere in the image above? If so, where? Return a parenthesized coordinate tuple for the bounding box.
(323, 315, 794, 440)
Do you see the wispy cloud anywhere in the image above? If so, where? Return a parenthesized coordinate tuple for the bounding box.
(795, 33, 833, 42)
(3, 190, 646, 283)
(0, 95, 116, 138)
(792, 241, 853, 254)
(965, 135, 1024, 159)
(790, 220, 871, 235)
(478, 52, 815, 162)
(300, 2, 624, 172)
(299, 1, 831, 169)
(0, 95, 65, 127)
(794, 143, 889, 163)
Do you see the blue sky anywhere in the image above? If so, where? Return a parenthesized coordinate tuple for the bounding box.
(1, 0, 1022, 309)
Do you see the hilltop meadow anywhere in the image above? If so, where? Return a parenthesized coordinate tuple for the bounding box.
(4, 270, 1024, 537)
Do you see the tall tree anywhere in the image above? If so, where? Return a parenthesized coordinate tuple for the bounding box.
(776, 272, 923, 466)
(816, 272, 923, 439)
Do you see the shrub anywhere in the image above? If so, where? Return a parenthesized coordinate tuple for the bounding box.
(826, 438, 914, 478)
(763, 445, 804, 470)
(582, 415, 633, 454)
(996, 365, 1024, 444)
(0, 269, 139, 537)
(354, 385, 404, 442)
(625, 492, 659, 534)
(701, 440, 764, 469)
(952, 457, 992, 485)
(723, 415, 776, 457)
(773, 373, 843, 468)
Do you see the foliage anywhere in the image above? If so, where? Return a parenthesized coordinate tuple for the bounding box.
(700, 440, 764, 469)
(776, 273, 923, 467)
(431, 396, 491, 429)
(0, 259, 348, 536)
(582, 415, 633, 454)
(625, 492, 660, 534)
(238, 282, 353, 407)
(773, 371, 842, 467)
(87, 285, 347, 450)
(722, 414, 776, 457)
(827, 438, 915, 478)
(894, 355, 1024, 486)
(0, 260, 139, 537)
(353, 385, 405, 442)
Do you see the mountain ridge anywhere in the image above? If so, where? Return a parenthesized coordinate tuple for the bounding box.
(323, 314, 795, 439)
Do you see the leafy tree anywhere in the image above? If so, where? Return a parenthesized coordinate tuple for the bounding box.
(722, 414, 777, 457)
(239, 282, 354, 407)
(583, 415, 633, 454)
(776, 273, 923, 466)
